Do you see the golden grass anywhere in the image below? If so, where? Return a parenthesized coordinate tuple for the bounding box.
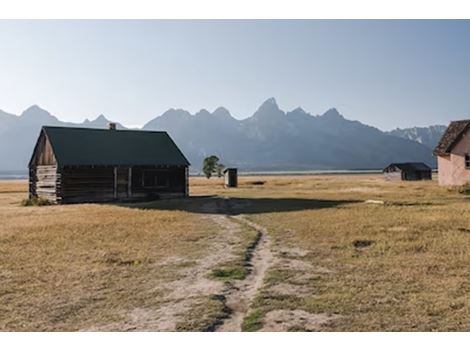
(3, 174, 470, 331)
(0, 183, 220, 331)
(192, 174, 470, 331)
(0, 180, 28, 193)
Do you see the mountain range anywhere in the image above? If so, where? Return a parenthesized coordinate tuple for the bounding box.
(386, 125, 447, 150)
(0, 98, 442, 173)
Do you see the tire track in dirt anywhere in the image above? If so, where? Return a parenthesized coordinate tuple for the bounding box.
(216, 215, 273, 332)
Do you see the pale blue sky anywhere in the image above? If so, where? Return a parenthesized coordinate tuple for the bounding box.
(0, 20, 469, 130)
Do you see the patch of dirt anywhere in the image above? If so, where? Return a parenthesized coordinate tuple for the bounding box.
(278, 258, 314, 271)
(87, 300, 195, 332)
(260, 309, 339, 332)
(92, 201, 244, 331)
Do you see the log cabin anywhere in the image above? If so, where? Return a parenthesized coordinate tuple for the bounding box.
(383, 162, 432, 181)
(28, 124, 190, 204)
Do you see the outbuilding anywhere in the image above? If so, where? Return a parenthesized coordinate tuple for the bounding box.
(434, 119, 470, 186)
(383, 162, 432, 181)
(28, 124, 190, 204)
(223, 168, 238, 188)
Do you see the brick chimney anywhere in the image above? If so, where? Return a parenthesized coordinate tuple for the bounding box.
(108, 122, 116, 130)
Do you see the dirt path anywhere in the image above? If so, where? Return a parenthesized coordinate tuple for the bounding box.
(89, 198, 273, 331)
(90, 201, 243, 331)
(216, 215, 273, 332)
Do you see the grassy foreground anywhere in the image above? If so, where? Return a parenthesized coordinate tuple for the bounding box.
(191, 174, 470, 331)
(2, 174, 470, 331)
(0, 181, 235, 331)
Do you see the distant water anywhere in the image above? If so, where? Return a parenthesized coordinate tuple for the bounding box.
(0, 169, 384, 180)
(238, 169, 382, 175)
(190, 169, 382, 176)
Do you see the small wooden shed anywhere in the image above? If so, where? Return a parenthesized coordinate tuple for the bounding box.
(29, 125, 190, 204)
(223, 168, 238, 188)
(383, 162, 432, 181)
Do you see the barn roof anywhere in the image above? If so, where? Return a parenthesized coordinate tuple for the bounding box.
(383, 162, 432, 172)
(434, 119, 470, 156)
(34, 126, 190, 167)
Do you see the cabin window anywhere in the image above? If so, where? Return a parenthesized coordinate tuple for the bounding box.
(465, 154, 470, 169)
(156, 174, 169, 187)
(142, 170, 169, 188)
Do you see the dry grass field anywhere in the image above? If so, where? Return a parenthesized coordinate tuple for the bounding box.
(0, 180, 256, 331)
(2, 174, 470, 331)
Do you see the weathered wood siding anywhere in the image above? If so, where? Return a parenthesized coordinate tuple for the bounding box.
(404, 171, 419, 181)
(30, 165, 58, 202)
(59, 166, 115, 203)
(130, 166, 187, 200)
(57, 165, 188, 204)
(384, 171, 403, 181)
(29, 131, 58, 202)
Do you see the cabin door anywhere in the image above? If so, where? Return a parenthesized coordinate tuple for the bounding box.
(114, 167, 132, 199)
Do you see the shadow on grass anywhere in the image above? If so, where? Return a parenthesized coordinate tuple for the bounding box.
(121, 195, 357, 215)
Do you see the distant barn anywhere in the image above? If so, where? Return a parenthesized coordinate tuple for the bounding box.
(29, 125, 190, 204)
(383, 162, 432, 181)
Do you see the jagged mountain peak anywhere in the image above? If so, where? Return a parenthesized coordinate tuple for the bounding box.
(83, 114, 109, 124)
(95, 114, 108, 121)
(252, 97, 284, 120)
(22, 104, 50, 116)
(290, 107, 308, 115)
(265, 97, 277, 104)
(82, 113, 119, 128)
(196, 109, 211, 116)
(160, 108, 192, 119)
(321, 108, 344, 120)
(213, 106, 232, 119)
(20, 104, 58, 123)
(387, 124, 447, 149)
(259, 97, 279, 109)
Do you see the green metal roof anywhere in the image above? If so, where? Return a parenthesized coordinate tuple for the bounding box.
(40, 126, 190, 167)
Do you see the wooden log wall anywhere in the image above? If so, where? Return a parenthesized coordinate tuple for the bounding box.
(57, 165, 187, 203)
(30, 162, 188, 204)
(130, 166, 187, 199)
(30, 165, 58, 202)
(59, 166, 115, 203)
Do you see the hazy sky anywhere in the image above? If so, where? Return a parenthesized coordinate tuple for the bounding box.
(0, 20, 469, 130)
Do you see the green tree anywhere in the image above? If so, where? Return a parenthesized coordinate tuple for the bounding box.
(202, 155, 219, 179)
